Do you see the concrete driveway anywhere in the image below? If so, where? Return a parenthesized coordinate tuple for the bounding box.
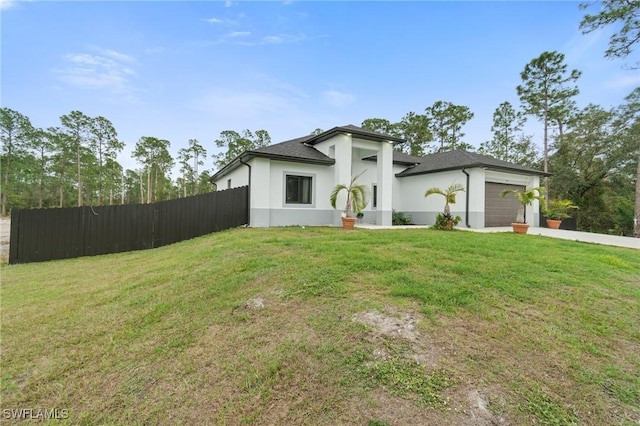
(466, 226, 639, 250)
(356, 223, 639, 250)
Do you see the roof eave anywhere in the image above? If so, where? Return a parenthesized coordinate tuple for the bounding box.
(306, 126, 406, 146)
(362, 156, 420, 166)
(396, 163, 550, 178)
(210, 151, 335, 182)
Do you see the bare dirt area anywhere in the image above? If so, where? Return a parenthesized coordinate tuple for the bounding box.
(352, 307, 511, 425)
(0, 217, 10, 261)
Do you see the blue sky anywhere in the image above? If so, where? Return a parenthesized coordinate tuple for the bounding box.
(2, 0, 638, 175)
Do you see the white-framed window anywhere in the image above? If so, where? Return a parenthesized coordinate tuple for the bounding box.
(283, 173, 315, 207)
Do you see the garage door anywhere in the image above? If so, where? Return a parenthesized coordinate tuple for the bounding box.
(484, 183, 524, 227)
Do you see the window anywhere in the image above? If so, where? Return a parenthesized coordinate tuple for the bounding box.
(372, 184, 378, 208)
(286, 175, 312, 204)
(227, 179, 231, 189)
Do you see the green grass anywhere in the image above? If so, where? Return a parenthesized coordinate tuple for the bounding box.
(2, 227, 639, 425)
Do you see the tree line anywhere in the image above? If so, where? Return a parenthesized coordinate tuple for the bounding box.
(0, 109, 273, 215)
(2, 54, 637, 235)
(356, 52, 638, 236)
(2, 1, 637, 236)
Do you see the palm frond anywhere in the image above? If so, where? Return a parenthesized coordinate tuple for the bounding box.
(329, 184, 348, 209)
(330, 170, 369, 215)
(425, 187, 445, 198)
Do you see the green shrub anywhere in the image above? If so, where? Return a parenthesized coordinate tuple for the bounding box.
(432, 212, 461, 230)
(392, 210, 412, 225)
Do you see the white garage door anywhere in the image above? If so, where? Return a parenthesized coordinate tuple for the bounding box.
(484, 183, 524, 227)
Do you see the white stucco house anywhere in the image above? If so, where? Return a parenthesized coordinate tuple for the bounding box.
(210, 125, 547, 228)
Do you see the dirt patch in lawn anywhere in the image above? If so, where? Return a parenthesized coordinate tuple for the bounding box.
(352, 307, 512, 425)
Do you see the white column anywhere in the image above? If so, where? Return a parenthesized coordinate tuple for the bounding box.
(333, 134, 353, 225)
(528, 176, 541, 227)
(376, 141, 393, 226)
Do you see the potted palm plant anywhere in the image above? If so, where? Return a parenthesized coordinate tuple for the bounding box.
(424, 183, 465, 230)
(500, 186, 544, 234)
(542, 199, 579, 229)
(330, 170, 368, 230)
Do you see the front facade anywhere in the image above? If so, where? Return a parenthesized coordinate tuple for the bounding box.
(211, 125, 546, 229)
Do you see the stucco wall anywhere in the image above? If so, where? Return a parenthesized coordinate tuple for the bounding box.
(254, 160, 335, 227)
(397, 169, 469, 225)
(213, 165, 249, 190)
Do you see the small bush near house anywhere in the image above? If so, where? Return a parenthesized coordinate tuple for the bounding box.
(432, 212, 461, 230)
(392, 210, 412, 225)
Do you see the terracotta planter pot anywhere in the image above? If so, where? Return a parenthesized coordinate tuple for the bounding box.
(546, 219, 562, 229)
(341, 217, 357, 230)
(511, 223, 529, 234)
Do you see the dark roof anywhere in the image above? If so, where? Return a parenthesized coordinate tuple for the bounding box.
(251, 135, 332, 162)
(305, 124, 406, 145)
(395, 149, 549, 177)
(211, 125, 547, 183)
(211, 125, 404, 181)
(363, 151, 424, 166)
(211, 135, 335, 181)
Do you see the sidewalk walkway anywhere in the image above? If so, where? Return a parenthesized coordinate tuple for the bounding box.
(472, 226, 640, 250)
(355, 223, 640, 250)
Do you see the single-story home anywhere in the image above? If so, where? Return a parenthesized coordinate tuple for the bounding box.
(210, 125, 548, 228)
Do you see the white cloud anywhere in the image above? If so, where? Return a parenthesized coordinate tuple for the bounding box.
(263, 35, 284, 44)
(322, 90, 356, 107)
(605, 73, 640, 89)
(0, 0, 26, 10)
(203, 17, 238, 26)
(98, 48, 135, 63)
(54, 47, 139, 102)
(564, 30, 607, 65)
(233, 33, 308, 46)
(226, 31, 251, 38)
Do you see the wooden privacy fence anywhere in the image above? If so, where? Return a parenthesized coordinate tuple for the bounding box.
(9, 186, 248, 264)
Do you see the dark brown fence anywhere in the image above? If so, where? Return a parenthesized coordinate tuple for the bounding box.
(9, 187, 248, 264)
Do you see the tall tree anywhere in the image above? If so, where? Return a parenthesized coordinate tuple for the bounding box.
(580, 0, 640, 69)
(0, 108, 33, 215)
(185, 139, 206, 194)
(89, 116, 124, 205)
(48, 127, 75, 207)
(549, 104, 635, 233)
(213, 129, 271, 169)
(122, 169, 142, 204)
(197, 170, 214, 193)
(176, 148, 193, 198)
(29, 128, 54, 208)
(517, 51, 581, 205)
(60, 111, 92, 206)
(361, 118, 399, 137)
(580, 2, 640, 235)
(103, 158, 123, 205)
(133, 136, 173, 203)
(479, 101, 538, 167)
(424, 101, 474, 152)
(397, 112, 432, 156)
(616, 87, 640, 236)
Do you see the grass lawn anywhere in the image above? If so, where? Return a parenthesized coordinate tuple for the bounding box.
(1, 227, 639, 425)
